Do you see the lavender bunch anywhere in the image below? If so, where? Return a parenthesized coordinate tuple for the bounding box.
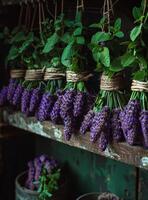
(21, 89, 32, 116)
(90, 106, 110, 142)
(12, 84, 24, 107)
(60, 89, 75, 119)
(98, 131, 108, 152)
(111, 108, 124, 142)
(73, 91, 85, 117)
(0, 86, 8, 106)
(37, 93, 55, 121)
(140, 110, 148, 148)
(25, 161, 35, 190)
(64, 115, 75, 141)
(29, 88, 42, 114)
(7, 79, 18, 104)
(120, 100, 141, 145)
(80, 110, 95, 135)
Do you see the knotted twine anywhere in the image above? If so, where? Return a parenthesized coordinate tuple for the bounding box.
(98, 192, 120, 200)
(44, 68, 65, 80)
(66, 71, 92, 83)
(100, 73, 123, 91)
(10, 69, 26, 79)
(131, 80, 148, 92)
(25, 69, 44, 81)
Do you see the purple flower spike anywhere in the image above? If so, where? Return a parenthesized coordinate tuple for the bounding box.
(37, 93, 55, 121)
(64, 115, 75, 141)
(98, 131, 108, 152)
(140, 110, 148, 148)
(34, 158, 42, 183)
(7, 79, 18, 104)
(12, 84, 24, 107)
(0, 86, 8, 106)
(111, 108, 124, 142)
(29, 88, 42, 114)
(73, 91, 85, 117)
(90, 106, 110, 142)
(60, 90, 75, 119)
(80, 110, 95, 135)
(21, 89, 32, 116)
(26, 161, 35, 190)
(50, 94, 63, 124)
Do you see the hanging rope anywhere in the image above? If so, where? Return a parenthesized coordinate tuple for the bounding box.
(76, 0, 84, 13)
(18, 3, 24, 28)
(61, 0, 64, 14)
(31, 3, 37, 31)
(54, 0, 58, 20)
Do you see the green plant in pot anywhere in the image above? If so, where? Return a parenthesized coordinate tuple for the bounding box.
(120, 0, 148, 148)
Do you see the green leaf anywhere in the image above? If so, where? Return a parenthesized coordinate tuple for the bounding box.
(130, 24, 142, 41)
(7, 45, 19, 61)
(132, 7, 142, 20)
(61, 32, 71, 43)
(138, 56, 147, 69)
(18, 32, 34, 53)
(133, 70, 145, 81)
(43, 32, 59, 53)
(61, 42, 74, 67)
(76, 36, 85, 44)
(73, 27, 83, 36)
(110, 57, 123, 72)
(115, 31, 124, 38)
(75, 11, 82, 23)
(89, 23, 101, 28)
(91, 32, 111, 43)
(100, 47, 110, 67)
(10, 31, 26, 44)
(121, 53, 135, 67)
(114, 18, 121, 30)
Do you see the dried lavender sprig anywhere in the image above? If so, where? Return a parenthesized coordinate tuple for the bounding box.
(64, 115, 75, 141)
(29, 88, 42, 114)
(34, 158, 42, 182)
(90, 106, 110, 142)
(98, 131, 108, 152)
(0, 86, 8, 106)
(140, 110, 148, 148)
(26, 161, 35, 190)
(21, 88, 32, 116)
(7, 79, 18, 104)
(80, 110, 95, 135)
(73, 91, 85, 117)
(12, 84, 24, 107)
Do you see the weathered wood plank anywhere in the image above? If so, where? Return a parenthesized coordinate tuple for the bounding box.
(2, 108, 148, 170)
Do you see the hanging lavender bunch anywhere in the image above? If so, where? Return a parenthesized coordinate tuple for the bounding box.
(120, 100, 141, 145)
(21, 88, 32, 116)
(50, 92, 63, 124)
(140, 110, 148, 148)
(80, 110, 95, 135)
(73, 91, 86, 117)
(12, 84, 24, 107)
(29, 88, 42, 114)
(0, 86, 8, 106)
(64, 115, 75, 141)
(111, 108, 124, 142)
(90, 106, 110, 142)
(60, 89, 76, 119)
(25, 161, 35, 190)
(7, 79, 18, 104)
(37, 93, 55, 121)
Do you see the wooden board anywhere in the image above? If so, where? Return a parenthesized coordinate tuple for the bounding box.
(2, 108, 148, 170)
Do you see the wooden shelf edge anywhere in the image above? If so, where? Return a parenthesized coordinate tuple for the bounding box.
(1, 107, 148, 170)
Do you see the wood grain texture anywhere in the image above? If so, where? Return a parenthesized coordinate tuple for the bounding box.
(2, 108, 148, 170)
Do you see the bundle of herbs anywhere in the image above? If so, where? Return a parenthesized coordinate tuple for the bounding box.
(120, 0, 148, 148)
(80, 8, 127, 151)
(25, 154, 61, 200)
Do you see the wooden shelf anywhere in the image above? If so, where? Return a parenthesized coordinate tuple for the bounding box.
(1, 108, 148, 170)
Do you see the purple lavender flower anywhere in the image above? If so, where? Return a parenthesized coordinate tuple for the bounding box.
(85, 93, 96, 112)
(60, 90, 75, 119)
(120, 100, 141, 145)
(90, 106, 110, 142)
(80, 110, 95, 135)
(12, 84, 24, 107)
(50, 94, 63, 124)
(73, 91, 85, 117)
(140, 110, 148, 148)
(0, 86, 8, 106)
(34, 158, 42, 183)
(64, 115, 75, 141)
(21, 89, 32, 116)
(111, 108, 124, 142)
(98, 131, 108, 152)
(7, 79, 18, 104)
(37, 93, 55, 121)
(29, 88, 42, 114)
(25, 161, 35, 190)
(39, 154, 48, 163)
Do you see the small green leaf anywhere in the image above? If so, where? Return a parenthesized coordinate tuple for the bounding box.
(61, 42, 74, 67)
(76, 36, 85, 44)
(91, 32, 111, 43)
(100, 47, 110, 67)
(133, 70, 145, 81)
(110, 57, 123, 72)
(7, 45, 19, 61)
(73, 27, 83, 36)
(114, 18, 121, 30)
(130, 24, 142, 41)
(115, 31, 124, 38)
(89, 23, 101, 28)
(121, 53, 135, 67)
(132, 7, 142, 20)
(10, 31, 26, 44)
(43, 33, 59, 54)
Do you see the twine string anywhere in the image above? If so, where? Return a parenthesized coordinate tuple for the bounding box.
(131, 80, 148, 92)
(54, 0, 57, 20)
(76, 0, 84, 13)
(25, 69, 44, 81)
(31, 4, 37, 31)
(10, 69, 26, 79)
(66, 71, 92, 83)
(44, 68, 65, 80)
(98, 192, 119, 200)
(100, 74, 123, 91)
